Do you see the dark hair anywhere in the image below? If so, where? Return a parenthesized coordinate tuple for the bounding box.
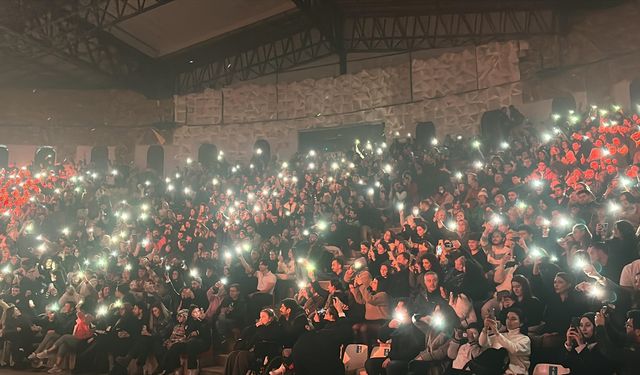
(260, 308, 276, 323)
(397, 252, 411, 262)
(511, 275, 534, 300)
(627, 310, 640, 330)
(505, 307, 527, 334)
(555, 272, 576, 287)
(590, 241, 609, 255)
(516, 224, 533, 235)
(280, 298, 300, 312)
(615, 220, 637, 242)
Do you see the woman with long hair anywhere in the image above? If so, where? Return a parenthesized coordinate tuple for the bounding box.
(511, 275, 544, 330)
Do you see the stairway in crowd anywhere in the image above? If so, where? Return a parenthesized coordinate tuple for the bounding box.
(200, 353, 227, 375)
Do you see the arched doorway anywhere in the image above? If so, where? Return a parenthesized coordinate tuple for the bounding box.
(630, 79, 640, 109)
(0, 146, 7, 169)
(35, 146, 56, 168)
(551, 95, 576, 117)
(91, 146, 109, 171)
(146, 145, 164, 175)
(198, 143, 218, 169)
(415, 122, 436, 148)
(254, 139, 271, 160)
(480, 110, 509, 148)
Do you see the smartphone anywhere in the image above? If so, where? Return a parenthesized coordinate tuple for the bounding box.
(436, 245, 443, 256)
(570, 317, 580, 329)
(489, 307, 496, 319)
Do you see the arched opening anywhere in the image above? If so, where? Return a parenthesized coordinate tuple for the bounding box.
(551, 95, 576, 117)
(254, 139, 271, 160)
(0, 146, 8, 170)
(35, 146, 56, 169)
(415, 122, 436, 148)
(90, 146, 109, 171)
(480, 110, 509, 148)
(198, 143, 218, 169)
(146, 145, 164, 175)
(630, 79, 640, 109)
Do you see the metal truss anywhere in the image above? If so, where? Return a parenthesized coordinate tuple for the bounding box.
(346, 9, 559, 52)
(0, 0, 173, 86)
(174, 25, 335, 94)
(173, 4, 560, 93)
(293, 0, 347, 73)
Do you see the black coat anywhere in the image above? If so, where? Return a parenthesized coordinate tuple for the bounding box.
(292, 317, 353, 375)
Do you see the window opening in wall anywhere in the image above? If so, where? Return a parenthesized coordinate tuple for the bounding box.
(35, 146, 56, 169)
(415, 122, 436, 148)
(91, 146, 109, 171)
(0, 145, 7, 170)
(198, 143, 218, 169)
(551, 95, 577, 118)
(147, 145, 165, 176)
(630, 79, 640, 109)
(252, 139, 271, 169)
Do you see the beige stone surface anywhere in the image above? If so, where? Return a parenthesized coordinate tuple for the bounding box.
(412, 48, 477, 100)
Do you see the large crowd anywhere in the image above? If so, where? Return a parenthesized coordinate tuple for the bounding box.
(0, 104, 639, 375)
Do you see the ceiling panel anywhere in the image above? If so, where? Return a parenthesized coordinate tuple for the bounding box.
(110, 0, 296, 57)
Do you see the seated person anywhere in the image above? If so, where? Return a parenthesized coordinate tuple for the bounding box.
(365, 298, 424, 375)
(157, 306, 210, 375)
(37, 309, 94, 374)
(479, 308, 531, 375)
(224, 308, 281, 375)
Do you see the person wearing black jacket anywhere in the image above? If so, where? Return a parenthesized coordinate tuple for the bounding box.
(29, 302, 76, 360)
(278, 298, 310, 349)
(77, 302, 143, 372)
(365, 299, 425, 375)
(594, 309, 640, 375)
(161, 306, 211, 375)
(390, 252, 411, 298)
(116, 301, 173, 369)
(292, 301, 353, 375)
(224, 307, 281, 375)
(216, 283, 248, 340)
(1, 305, 33, 368)
(562, 312, 614, 375)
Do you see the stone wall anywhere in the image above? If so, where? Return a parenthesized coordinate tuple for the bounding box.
(3, 1, 640, 171)
(173, 40, 523, 162)
(0, 88, 173, 164)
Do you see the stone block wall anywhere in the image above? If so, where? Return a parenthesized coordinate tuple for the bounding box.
(3, 1, 640, 172)
(172, 40, 522, 162)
